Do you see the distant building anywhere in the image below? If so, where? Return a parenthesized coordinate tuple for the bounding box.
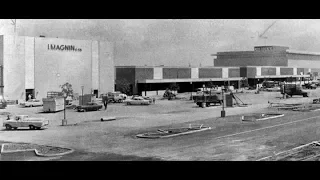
(116, 46, 320, 95)
(0, 35, 114, 101)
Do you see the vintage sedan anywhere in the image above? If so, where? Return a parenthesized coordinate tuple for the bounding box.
(3, 115, 49, 130)
(76, 102, 103, 112)
(141, 96, 154, 103)
(125, 97, 151, 105)
(20, 99, 43, 107)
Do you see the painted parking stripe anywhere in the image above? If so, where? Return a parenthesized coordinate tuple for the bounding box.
(213, 115, 320, 141)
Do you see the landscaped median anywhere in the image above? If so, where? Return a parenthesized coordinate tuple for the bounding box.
(0, 143, 74, 157)
(241, 113, 284, 122)
(257, 141, 320, 161)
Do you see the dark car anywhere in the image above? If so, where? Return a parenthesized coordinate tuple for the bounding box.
(76, 102, 102, 112)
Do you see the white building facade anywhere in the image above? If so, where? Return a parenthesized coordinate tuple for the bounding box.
(0, 35, 114, 101)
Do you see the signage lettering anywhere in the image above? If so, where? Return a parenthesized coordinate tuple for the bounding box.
(255, 47, 273, 51)
(48, 44, 82, 52)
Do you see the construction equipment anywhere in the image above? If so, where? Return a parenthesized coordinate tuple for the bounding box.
(280, 83, 308, 97)
(230, 92, 249, 107)
(252, 20, 278, 45)
(193, 91, 223, 107)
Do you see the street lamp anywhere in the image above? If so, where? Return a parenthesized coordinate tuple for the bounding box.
(62, 92, 67, 126)
(221, 85, 226, 117)
(81, 86, 84, 105)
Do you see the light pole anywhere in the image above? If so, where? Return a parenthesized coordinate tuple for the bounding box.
(190, 81, 193, 100)
(81, 86, 84, 105)
(221, 85, 226, 117)
(62, 93, 67, 126)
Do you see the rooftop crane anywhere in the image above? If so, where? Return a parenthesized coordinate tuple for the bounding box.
(252, 20, 278, 45)
(10, 19, 16, 33)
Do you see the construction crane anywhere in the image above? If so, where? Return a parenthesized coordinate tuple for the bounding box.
(252, 20, 278, 45)
(10, 19, 16, 33)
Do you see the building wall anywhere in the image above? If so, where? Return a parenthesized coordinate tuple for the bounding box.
(98, 41, 114, 94)
(191, 68, 198, 79)
(91, 41, 99, 90)
(34, 37, 93, 100)
(154, 67, 163, 79)
(247, 67, 257, 78)
(25, 37, 35, 90)
(288, 59, 320, 68)
(297, 68, 309, 75)
(162, 68, 191, 79)
(198, 68, 222, 78)
(0, 36, 3, 66)
(280, 68, 293, 75)
(261, 67, 276, 76)
(228, 68, 240, 78)
(287, 53, 320, 60)
(311, 68, 320, 77)
(3, 35, 25, 101)
(135, 68, 154, 81)
(215, 51, 288, 67)
(115, 67, 136, 93)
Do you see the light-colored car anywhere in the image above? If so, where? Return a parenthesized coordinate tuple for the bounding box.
(125, 97, 151, 105)
(20, 99, 43, 107)
(3, 115, 49, 130)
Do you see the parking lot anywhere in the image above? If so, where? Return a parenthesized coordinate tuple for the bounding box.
(2, 89, 320, 161)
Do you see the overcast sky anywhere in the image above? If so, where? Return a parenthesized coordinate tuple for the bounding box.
(1, 19, 319, 66)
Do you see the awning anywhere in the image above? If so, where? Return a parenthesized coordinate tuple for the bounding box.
(254, 75, 310, 79)
(138, 77, 243, 83)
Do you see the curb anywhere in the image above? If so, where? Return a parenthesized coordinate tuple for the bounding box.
(0, 143, 74, 157)
(241, 114, 284, 122)
(257, 141, 320, 161)
(136, 127, 211, 139)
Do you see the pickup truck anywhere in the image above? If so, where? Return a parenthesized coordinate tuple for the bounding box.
(3, 115, 49, 130)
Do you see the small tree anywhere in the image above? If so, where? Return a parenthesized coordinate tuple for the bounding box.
(60, 82, 73, 98)
(116, 79, 132, 95)
(168, 83, 180, 94)
(205, 81, 214, 89)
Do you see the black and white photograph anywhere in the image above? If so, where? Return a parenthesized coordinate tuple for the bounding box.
(1, 19, 320, 161)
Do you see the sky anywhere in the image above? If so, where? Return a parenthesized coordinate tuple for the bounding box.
(1, 19, 320, 67)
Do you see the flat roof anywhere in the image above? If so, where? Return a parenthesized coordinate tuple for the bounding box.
(286, 50, 320, 56)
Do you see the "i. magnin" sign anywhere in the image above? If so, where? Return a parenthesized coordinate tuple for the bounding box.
(48, 44, 82, 52)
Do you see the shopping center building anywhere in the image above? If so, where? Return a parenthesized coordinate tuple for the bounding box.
(2, 34, 320, 100)
(115, 46, 320, 95)
(0, 35, 114, 102)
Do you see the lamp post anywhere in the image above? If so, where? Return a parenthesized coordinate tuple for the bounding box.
(81, 86, 84, 105)
(62, 93, 67, 126)
(190, 81, 193, 100)
(221, 85, 226, 117)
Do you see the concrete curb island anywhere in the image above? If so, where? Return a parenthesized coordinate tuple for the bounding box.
(0, 143, 74, 157)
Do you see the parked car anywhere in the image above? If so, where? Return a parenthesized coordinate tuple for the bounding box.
(76, 102, 102, 112)
(20, 99, 43, 107)
(125, 97, 151, 105)
(3, 115, 49, 130)
(142, 96, 154, 103)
